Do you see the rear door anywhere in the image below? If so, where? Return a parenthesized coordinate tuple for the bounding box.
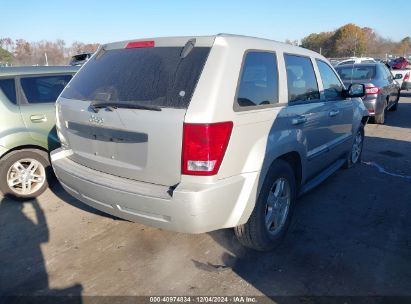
(58, 40, 212, 186)
(17, 74, 73, 148)
(316, 59, 353, 160)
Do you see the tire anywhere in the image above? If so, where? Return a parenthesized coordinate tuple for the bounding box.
(0, 149, 51, 199)
(234, 160, 296, 251)
(343, 125, 364, 169)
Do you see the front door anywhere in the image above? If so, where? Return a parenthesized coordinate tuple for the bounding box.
(284, 54, 338, 179)
(316, 59, 354, 162)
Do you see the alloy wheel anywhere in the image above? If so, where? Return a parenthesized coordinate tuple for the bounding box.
(6, 158, 46, 196)
(351, 131, 363, 164)
(265, 177, 291, 236)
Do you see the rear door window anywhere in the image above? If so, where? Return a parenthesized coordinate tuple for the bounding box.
(61, 47, 211, 109)
(284, 54, 320, 103)
(20, 75, 73, 104)
(236, 52, 279, 109)
(0, 78, 16, 104)
(316, 60, 344, 101)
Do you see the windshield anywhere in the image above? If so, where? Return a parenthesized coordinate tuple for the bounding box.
(61, 46, 210, 109)
(336, 66, 376, 81)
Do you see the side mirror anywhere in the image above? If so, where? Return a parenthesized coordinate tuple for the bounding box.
(344, 83, 365, 98)
(394, 73, 403, 80)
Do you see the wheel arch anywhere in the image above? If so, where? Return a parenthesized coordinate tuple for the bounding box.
(238, 150, 303, 225)
(0, 144, 49, 161)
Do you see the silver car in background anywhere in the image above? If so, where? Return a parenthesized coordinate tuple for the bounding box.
(51, 35, 368, 251)
(335, 63, 401, 124)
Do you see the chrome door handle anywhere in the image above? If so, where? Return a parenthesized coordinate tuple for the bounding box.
(30, 114, 47, 123)
(291, 115, 307, 125)
(329, 110, 339, 117)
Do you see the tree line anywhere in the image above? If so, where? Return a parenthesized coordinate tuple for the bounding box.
(1, 24, 410, 66)
(295, 23, 410, 59)
(0, 38, 99, 66)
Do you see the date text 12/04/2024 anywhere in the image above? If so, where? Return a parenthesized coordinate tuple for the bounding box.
(149, 297, 258, 303)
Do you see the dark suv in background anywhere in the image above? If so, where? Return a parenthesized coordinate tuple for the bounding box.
(335, 63, 401, 124)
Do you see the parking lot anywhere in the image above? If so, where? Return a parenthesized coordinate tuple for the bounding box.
(1, 94, 411, 299)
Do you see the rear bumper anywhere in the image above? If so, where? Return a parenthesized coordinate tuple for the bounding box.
(51, 148, 258, 233)
(362, 97, 378, 116)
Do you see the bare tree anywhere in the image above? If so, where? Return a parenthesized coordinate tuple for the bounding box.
(69, 41, 99, 56)
(14, 39, 32, 65)
(0, 37, 14, 52)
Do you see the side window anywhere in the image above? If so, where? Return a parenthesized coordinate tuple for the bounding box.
(236, 52, 278, 108)
(0, 78, 17, 104)
(284, 54, 320, 103)
(20, 75, 72, 104)
(316, 60, 344, 101)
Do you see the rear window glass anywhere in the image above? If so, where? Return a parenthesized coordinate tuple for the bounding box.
(61, 47, 211, 109)
(0, 78, 16, 104)
(285, 54, 320, 103)
(21, 75, 73, 104)
(336, 66, 376, 80)
(237, 52, 279, 108)
(339, 60, 355, 65)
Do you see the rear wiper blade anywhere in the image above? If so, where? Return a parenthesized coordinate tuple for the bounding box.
(90, 101, 162, 112)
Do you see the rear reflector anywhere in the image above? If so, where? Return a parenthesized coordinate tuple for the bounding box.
(365, 85, 380, 95)
(125, 40, 155, 49)
(182, 122, 233, 176)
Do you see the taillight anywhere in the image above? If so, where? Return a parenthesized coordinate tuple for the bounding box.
(365, 85, 380, 95)
(182, 122, 233, 176)
(404, 72, 410, 82)
(125, 40, 155, 49)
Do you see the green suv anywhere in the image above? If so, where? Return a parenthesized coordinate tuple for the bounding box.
(0, 66, 78, 198)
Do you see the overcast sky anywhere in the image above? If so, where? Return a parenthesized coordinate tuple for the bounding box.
(2, 0, 410, 44)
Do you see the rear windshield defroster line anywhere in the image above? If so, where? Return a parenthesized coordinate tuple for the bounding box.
(61, 47, 211, 109)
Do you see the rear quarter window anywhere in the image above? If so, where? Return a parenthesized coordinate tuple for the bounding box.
(235, 51, 279, 109)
